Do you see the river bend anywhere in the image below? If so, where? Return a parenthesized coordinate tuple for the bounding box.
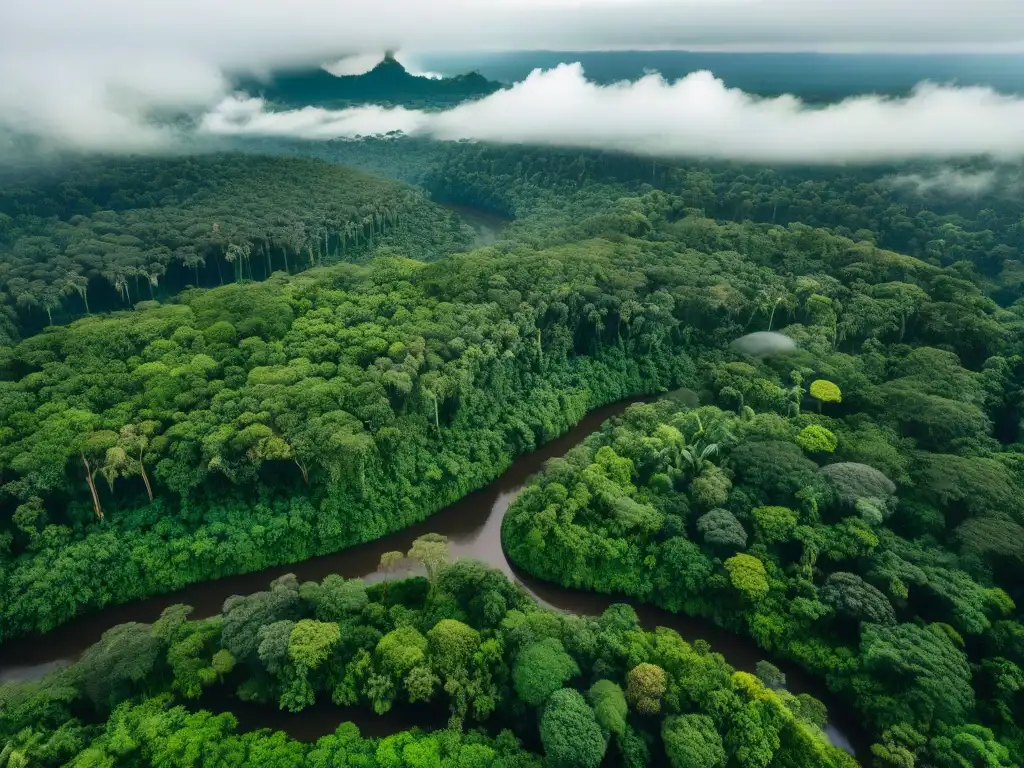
(0, 398, 868, 763)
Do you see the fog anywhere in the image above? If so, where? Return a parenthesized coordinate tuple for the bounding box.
(324, 53, 444, 79)
(886, 169, 1002, 196)
(203, 64, 1024, 163)
(2, 0, 1023, 156)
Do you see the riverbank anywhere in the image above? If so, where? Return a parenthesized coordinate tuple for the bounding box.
(0, 394, 868, 765)
(0, 397, 646, 678)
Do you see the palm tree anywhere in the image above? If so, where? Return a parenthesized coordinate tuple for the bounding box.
(677, 413, 736, 476)
(680, 443, 721, 476)
(11, 278, 43, 319)
(62, 272, 90, 313)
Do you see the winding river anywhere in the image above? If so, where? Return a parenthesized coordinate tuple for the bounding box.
(0, 398, 869, 764)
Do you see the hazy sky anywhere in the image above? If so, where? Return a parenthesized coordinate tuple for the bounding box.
(2, 0, 1024, 155)
(6, 0, 1024, 58)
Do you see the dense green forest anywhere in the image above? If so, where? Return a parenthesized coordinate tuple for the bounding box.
(0, 554, 856, 767)
(2, 132, 1024, 767)
(503, 393, 1024, 766)
(287, 138, 1024, 285)
(0, 153, 473, 337)
(0, 237, 695, 638)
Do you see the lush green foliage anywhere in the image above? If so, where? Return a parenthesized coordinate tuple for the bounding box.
(0, 153, 473, 336)
(270, 137, 1024, 287)
(0, 234, 700, 638)
(5, 134, 1024, 767)
(504, 392, 1024, 765)
(795, 424, 838, 454)
(0, 560, 853, 767)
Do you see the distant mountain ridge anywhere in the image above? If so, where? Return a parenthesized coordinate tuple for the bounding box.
(418, 50, 1024, 101)
(236, 54, 501, 109)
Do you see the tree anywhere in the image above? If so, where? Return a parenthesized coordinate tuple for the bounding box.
(75, 622, 161, 711)
(927, 724, 1012, 768)
(870, 380, 991, 452)
(893, 347, 985, 405)
(378, 550, 405, 601)
(11, 496, 46, 542)
(821, 572, 897, 625)
(408, 533, 450, 582)
(809, 379, 842, 412)
(426, 619, 480, 678)
(662, 714, 726, 768)
(77, 428, 118, 521)
(404, 664, 440, 704)
(165, 619, 233, 699)
(100, 422, 159, 502)
(689, 465, 732, 508)
(724, 554, 771, 602)
(729, 440, 820, 502)
(697, 508, 748, 550)
(376, 626, 428, 678)
(512, 638, 580, 706)
(861, 623, 974, 729)
(221, 583, 301, 663)
(754, 661, 787, 690)
(819, 462, 896, 510)
(288, 619, 341, 670)
(795, 424, 838, 454)
(307, 575, 369, 622)
(539, 688, 607, 768)
(379, 550, 404, 577)
(626, 662, 667, 715)
(956, 517, 1024, 574)
(751, 505, 799, 544)
(587, 679, 628, 737)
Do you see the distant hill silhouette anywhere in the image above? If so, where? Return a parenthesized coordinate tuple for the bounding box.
(418, 50, 1024, 102)
(237, 54, 501, 109)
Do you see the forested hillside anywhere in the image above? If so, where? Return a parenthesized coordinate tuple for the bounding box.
(0, 153, 473, 337)
(235, 54, 501, 109)
(276, 137, 1024, 296)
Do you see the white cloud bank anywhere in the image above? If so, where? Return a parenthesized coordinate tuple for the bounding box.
(202, 64, 1024, 164)
(1, 0, 1024, 155)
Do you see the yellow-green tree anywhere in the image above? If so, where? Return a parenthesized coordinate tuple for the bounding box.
(809, 379, 842, 412)
(724, 554, 770, 601)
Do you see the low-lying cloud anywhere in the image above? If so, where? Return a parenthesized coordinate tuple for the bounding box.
(1, 0, 1023, 157)
(887, 169, 1001, 196)
(201, 97, 427, 140)
(202, 64, 1024, 164)
(0, 51, 226, 153)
